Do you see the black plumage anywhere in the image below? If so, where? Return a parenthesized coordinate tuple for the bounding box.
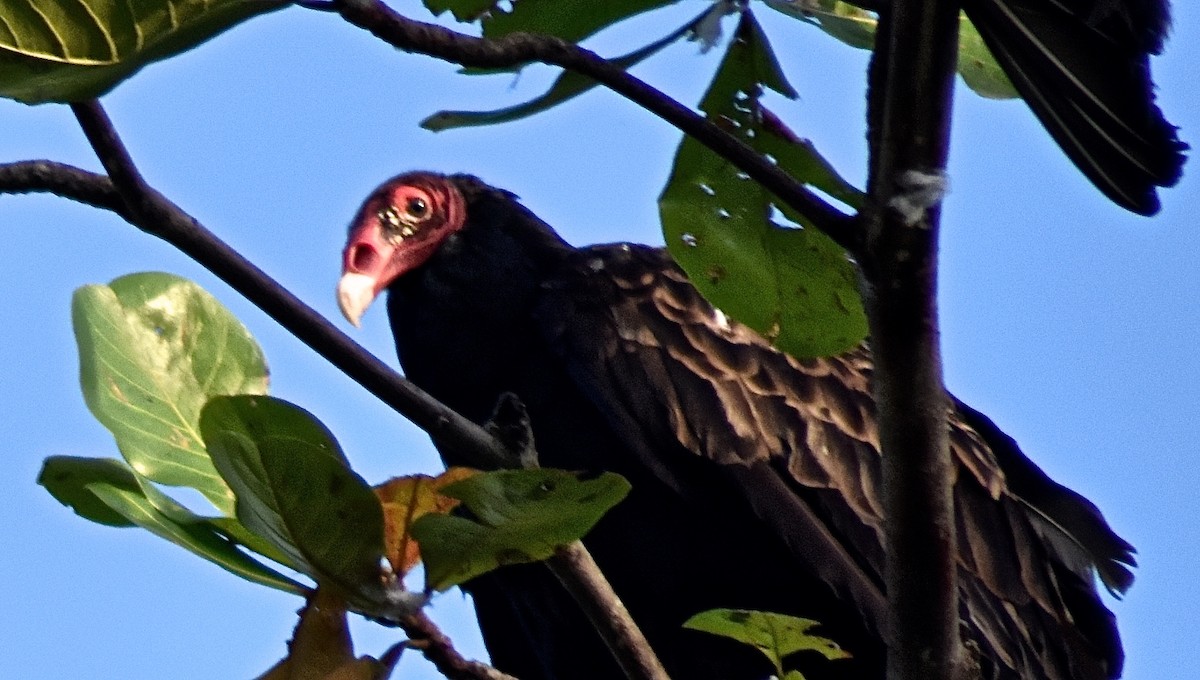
(338, 172, 1135, 680)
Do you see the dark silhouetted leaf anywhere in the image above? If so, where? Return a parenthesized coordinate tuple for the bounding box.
(422, 3, 726, 130)
(412, 469, 630, 590)
(684, 608, 850, 678)
(72, 272, 268, 514)
(201, 395, 387, 607)
(0, 0, 285, 104)
(483, 0, 680, 43)
(257, 588, 405, 680)
(38, 455, 305, 593)
(660, 12, 867, 357)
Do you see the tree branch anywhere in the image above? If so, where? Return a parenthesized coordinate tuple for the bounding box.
(330, 0, 860, 253)
(398, 610, 519, 680)
(62, 100, 514, 471)
(1, 104, 671, 680)
(860, 2, 964, 680)
(548, 542, 671, 680)
(0, 160, 128, 216)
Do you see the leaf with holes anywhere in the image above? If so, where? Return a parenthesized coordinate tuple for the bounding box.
(0, 0, 286, 103)
(201, 395, 389, 608)
(659, 12, 866, 358)
(412, 469, 630, 591)
(38, 455, 305, 594)
(684, 608, 850, 677)
(72, 272, 268, 514)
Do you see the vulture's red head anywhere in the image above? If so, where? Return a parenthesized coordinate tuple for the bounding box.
(338, 173, 467, 326)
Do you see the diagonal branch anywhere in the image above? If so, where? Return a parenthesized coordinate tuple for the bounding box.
(65, 100, 513, 471)
(1, 102, 672, 680)
(398, 610, 519, 680)
(329, 0, 860, 253)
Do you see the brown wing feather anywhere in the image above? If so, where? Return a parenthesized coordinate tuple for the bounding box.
(536, 242, 1127, 680)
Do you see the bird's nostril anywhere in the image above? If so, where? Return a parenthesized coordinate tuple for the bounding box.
(348, 243, 378, 273)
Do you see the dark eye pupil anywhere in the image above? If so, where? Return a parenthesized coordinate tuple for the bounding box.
(406, 197, 427, 216)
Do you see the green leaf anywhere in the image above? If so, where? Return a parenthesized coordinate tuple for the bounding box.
(39, 455, 140, 527)
(659, 12, 867, 357)
(956, 18, 1017, 99)
(201, 395, 388, 606)
(763, 0, 876, 50)
(38, 455, 306, 594)
(683, 608, 850, 677)
(0, 0, 285, 104)
(72, 272, 268, 514)
(411, 469, 630, 591)
(763, 1, 1017, 99)
(482, 0, 680, 43)
(422, 3, 723, 131)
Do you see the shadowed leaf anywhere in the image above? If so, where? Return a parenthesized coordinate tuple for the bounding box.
(660, 12, 867, 358)
(482, 0, 680, 43)
(0, 0, 286, 103)
(201, 395, 387, 606)
(412, 469, 630, 590)
(257, 588, 405, 680)
(38, 455, 305, 593)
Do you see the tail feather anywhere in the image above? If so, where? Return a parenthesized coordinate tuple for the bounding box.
(966, 0, 1186, 214)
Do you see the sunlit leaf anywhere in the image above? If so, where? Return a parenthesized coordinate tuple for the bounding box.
(763, 0, 1017, 98)
(0, 0, 286, 103)
(72, 272, 268, 514)
(684, 608, 850, 677)
(374, 468, 477, 578)
(659, 12, 867, 357)
(412, 469, 630, 591)
(956, 17, 1016, 99)
(38, 455, 305, 594)
(201, 395, 387, 606)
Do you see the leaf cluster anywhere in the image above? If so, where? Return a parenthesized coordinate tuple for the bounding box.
(42, 272, 629, 675)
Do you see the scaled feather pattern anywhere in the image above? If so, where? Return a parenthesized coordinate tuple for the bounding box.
(339, 172, 1135, 680)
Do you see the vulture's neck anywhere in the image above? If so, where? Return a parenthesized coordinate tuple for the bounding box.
(384, 191, 573, 424)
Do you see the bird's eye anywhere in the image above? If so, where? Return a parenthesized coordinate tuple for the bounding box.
(405, 197, 429, 219)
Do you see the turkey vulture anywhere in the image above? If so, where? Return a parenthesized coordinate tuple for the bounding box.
(337, 172, 1135, 680)
(855, 0, 1185, 215)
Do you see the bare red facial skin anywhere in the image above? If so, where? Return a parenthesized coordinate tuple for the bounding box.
(341, 176, 466, 298)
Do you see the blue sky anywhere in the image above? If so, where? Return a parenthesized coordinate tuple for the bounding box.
(2, 2, 1197, 678)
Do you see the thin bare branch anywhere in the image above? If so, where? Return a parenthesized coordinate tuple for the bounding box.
(859, 1, 964, 679)
(398, 610, 519, 680)
(330, 0, 860, 253)
(0, 160, 126, 216)
(60, 100, 513, 471)
(548, 542, 671, 680)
